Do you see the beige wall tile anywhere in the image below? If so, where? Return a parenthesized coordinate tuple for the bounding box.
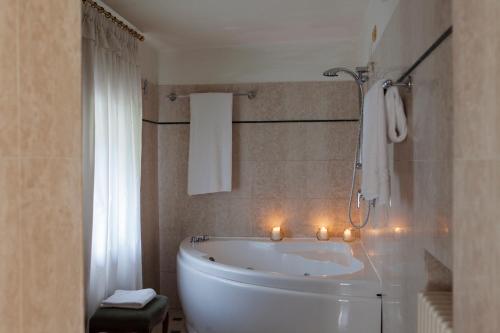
(0, 159, 20, 332)
(253, 161, 287, 198)
(160, 271, 180, 309)
(2, 0, 83, 330)
(19, 158, 83, 331)
(230, 161, 255, 198)
(453, 1, 500, 332)
(307, 81, 359, 120)
(159, 233, 181, 273)
(141, 85, 160, 291)
(142, 82, 159, 121)
(217, 198, 254, 236)
(413, 160, 452, 268)
(453, 160, 500, 332)
(283, 161, 307, 199)
(304, 123, 358, 161)
(453, 2, 500, 162)
(9, 0, 83, 330)
(18, 1, 81, 159)
(0, 3, 20, 330)
(305, 161, 352, 198)
(20, 158, 81, 228)
(21, 222, 83, 332)
(180, 197, 217, 237)
(0, 0, 19, 158)
(411, 38, 453, 162)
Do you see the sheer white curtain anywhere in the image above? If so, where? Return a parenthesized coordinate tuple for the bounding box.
(82, 3, 143, 317)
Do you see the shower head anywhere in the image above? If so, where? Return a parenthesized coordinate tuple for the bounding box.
(322, 67, 368, 84)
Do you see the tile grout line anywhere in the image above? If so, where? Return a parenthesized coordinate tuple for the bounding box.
(15, 0, 23, 331)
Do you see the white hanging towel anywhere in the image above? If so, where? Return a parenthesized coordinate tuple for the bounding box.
(100, 289, 157, 309)
(385, 86, 408, 143)
(188, 93, 233, 195)
(361, 80, 390, 205)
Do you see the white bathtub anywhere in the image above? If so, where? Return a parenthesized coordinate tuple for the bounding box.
(177, 237, 381, 333)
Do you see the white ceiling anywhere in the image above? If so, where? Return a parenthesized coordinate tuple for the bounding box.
(102, 0, 371, 52)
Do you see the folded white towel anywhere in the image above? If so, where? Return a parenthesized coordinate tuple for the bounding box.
(361, 80, 390, 206)
(188, 93, 233, 195)
(100, 289, 157, 309)
(385, 86, 408, 143)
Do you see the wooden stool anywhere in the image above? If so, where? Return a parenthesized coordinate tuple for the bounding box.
(89, 295, 169, 333)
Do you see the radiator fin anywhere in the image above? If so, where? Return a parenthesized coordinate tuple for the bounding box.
(417, 292, 452, 333)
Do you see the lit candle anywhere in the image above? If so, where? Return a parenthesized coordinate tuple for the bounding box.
(317, 226, 329, 241)
(343, 228, 355, 242)
(394, 226, 403, 239)
(271, 226, 282, 241)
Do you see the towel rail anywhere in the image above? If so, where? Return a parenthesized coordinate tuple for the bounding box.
(382, 26, 452, 91)
(397, 26, 452, 84)
(382, 76, 413, 90)
(167, 91, 256, 102)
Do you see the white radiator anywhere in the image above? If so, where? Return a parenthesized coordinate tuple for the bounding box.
(417, 292, 453, 333)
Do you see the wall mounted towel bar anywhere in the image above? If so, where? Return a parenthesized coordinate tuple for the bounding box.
(167, 91, 257, 102)
(383, 76, 413, 90)
(383, 26, 452, 91)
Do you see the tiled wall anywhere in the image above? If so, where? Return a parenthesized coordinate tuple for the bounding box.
(141, 81, 160, 292)
(361, 1, 453, 332)
(0, 0, 84, 331)
(154, 81, 359, 308)
(453, 1, 500, 332)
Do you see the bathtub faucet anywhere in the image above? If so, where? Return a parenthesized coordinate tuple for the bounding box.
(190, 235, 210, 243)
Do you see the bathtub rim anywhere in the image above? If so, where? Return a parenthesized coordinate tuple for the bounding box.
(177, 236, 381, 298)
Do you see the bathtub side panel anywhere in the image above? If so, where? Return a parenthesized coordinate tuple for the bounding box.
(178, 259, 381, 333)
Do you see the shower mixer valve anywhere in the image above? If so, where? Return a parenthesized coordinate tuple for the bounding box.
(357, 191, 363, 209)
(356, 191, 376, 209)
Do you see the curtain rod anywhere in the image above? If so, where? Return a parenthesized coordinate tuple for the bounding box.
(82, 0, 145, 41)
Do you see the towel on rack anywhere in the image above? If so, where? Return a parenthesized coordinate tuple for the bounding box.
(188, 93, 233, 195)
(385, 86, 408, 143)
(361, 80, 390, 206)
